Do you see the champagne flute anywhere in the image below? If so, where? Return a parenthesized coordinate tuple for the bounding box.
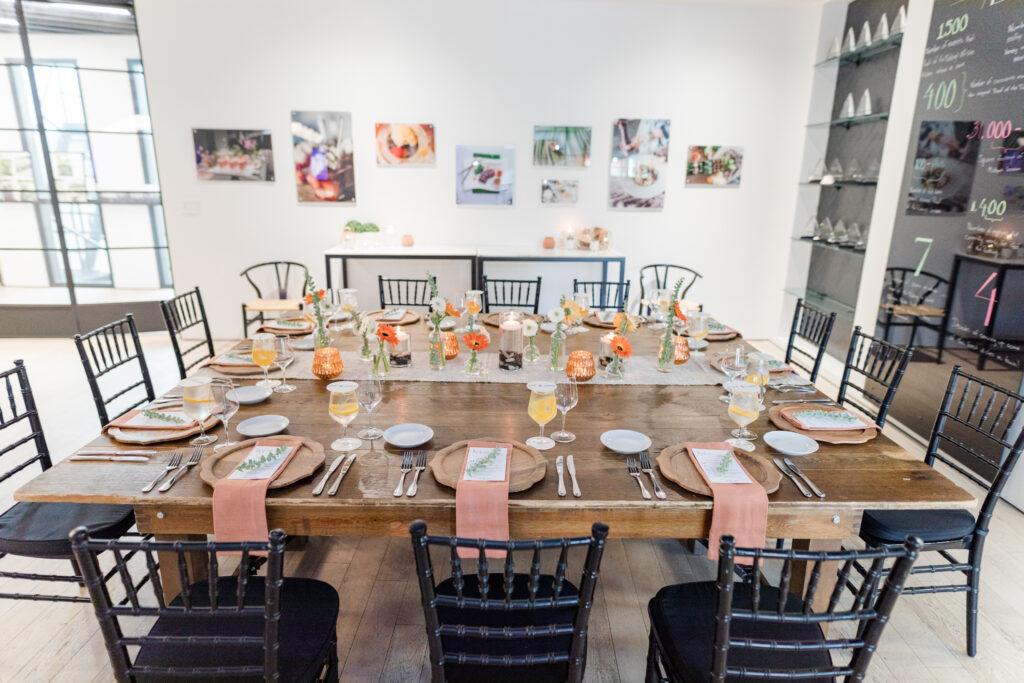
(525, 382, 558, 451)
(251, 332, 279, 388)
(356, 378, 384, 440)
(211, 380, 240, 451)
(551, 378, 579, 443)
(728, 383, 761, 441)
(327, 381, 362, 452)
(273, 335, 295, 393)
(182, 377, 217, 446)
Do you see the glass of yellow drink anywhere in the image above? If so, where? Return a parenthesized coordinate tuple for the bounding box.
(182, 376, 218, 446)
(728, 383, 761, 440)
(526, 381, 558, 451)
(327, 381, 362, 452)
(251, 332, 280, 388)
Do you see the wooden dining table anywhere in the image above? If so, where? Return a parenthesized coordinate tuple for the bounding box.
(15, 316, 975, 606)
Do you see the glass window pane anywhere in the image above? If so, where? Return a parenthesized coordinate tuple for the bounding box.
(0, 65, 37, 129)
(78, 68, 149, 132)
(63, 248, 110, 286)
(101, 203, 153, 248)
(58, 202, 105, 250)
(0, 128, 45, 190)
(43, 130, 155, 191)
(109, 247, 159, 288)
(23, 1, 140, 71)
(0, 198, 51, 247)
(0, 247, 63, 288)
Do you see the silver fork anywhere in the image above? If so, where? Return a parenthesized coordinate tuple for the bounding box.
(142, 451, 182, 493)
(638, 450, 666, 500)
(406, 450, 427, 497)
(626, 456, 651, 500)
(393, 451, 413, 497)
(158, 446, 203, 493)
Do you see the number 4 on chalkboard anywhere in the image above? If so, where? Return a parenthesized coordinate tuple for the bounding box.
(975, 272, 998, 328)
(913, 236, 933, 276)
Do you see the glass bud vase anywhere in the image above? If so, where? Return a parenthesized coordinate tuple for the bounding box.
(359, 334, 373, 362)
(372, 346, 390, 378)
(524, 336, 541, 363)
(548, 327, 567, 372)
(657, 331, 675, 373)
(464, 349, 482, 375)
(428, 327, 446, 371)
(606, 355, 625, 380)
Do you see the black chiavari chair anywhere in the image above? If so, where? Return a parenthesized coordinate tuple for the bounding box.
(638, 264, 701, 315)
(877, 267, 949, 362)
(785, 298, 837, 383)
(853, 365, 1024, 656)
(71, 528, 340, 681)
(160, 287, 215, 379)
(74, 313, 155, 426)
(482, 275, 542, 313)
(0, 360, 137, 603)
(410, 520, 609, 683)
(646, 535, 922, 682)
(572, 279, 630, 312)
(836, 326, 913, 428)
(378, 275, 432, 309)
(240, 260, 309, 337)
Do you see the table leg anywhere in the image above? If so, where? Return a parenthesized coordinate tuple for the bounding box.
(790, 538, 843, 617)
(155, 534, 209, 604)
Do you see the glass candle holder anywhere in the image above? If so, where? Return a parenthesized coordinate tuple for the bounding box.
(566, 350, 596, 382)
(674, 337, 691, 365)
(443, 331, 460, 360)
(498, 311, 524, 371)
(598, 332, 614, 369)
(389, 329, 412, 368)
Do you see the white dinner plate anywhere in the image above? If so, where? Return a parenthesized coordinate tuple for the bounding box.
(236, 414, 290, 438)
(383, 423, 434, 449)
(291, 335, 315, 350)
(226, 385, 273, 405)
(440, 318, 456, 330)
(600, 429, 652, 455)
(540, 322, 556, 334)
(764, 430, 819, 457)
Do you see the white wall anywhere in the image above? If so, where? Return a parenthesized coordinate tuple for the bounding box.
(135, 0, 820, 339)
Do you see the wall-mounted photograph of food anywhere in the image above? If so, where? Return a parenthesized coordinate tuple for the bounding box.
(540, 179, 578, 205)
(193, 129, 275, 181)
(291, 110, 356, 202)
(608, 118, 670, 209)
(685, 145, 743, 187)
(375, 123, 436, 166)
(455, 145, 514, 206)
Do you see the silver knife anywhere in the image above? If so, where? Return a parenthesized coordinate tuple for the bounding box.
(771, 398, 834, 405)
(566, 455, 582, 498)
(555, 456, 566, 497)
(312, 455, 345, 496)
(74, 449, 157, 456)
(772, 457, 812, 498)
(70, 455, 149, 463)
(328, 453, 357, 496)
(784, 458, 826, 499)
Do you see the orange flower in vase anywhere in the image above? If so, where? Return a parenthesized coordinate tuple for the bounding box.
(463, 331, 489, 351)
(673, 301, 687, 322)
(612, 312, 637, 334)
(610, 335, 633, 358)
(445, 301, 460, 318)
(376, 323, 399, 347)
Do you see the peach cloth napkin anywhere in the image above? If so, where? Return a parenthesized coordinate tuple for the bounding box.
(212, 436, 304, 551)
(686, 441, 768, 566)
(106, 409, 194, 431)
(455, 440, 514, 560)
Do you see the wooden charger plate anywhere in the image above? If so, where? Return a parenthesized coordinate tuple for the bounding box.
(108, 415, 219, 445)
(481, 312, 542, 327)
(259, 320, 314, 337)
(430, 439, 546, 493)
(366, 309, 421, 326)
(656, 444, 781, 496)
(199, 436, 325, 489)
(583, 313, 623, 329)
(767, 405, 876, 445)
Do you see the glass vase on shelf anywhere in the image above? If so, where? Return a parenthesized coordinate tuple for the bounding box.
(548, 326, 567, 371)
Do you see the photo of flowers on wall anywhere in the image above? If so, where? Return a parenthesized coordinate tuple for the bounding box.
(541, 179, 578, 205)
(685, 146, 744, 187)
(193, 129, 275, 181)
(533, 126, 591, 167)
(375, 123, 436, 166)
(608, 119, 671, 209)
(455, 145, 514, 206)
(291, 111, 355, 203)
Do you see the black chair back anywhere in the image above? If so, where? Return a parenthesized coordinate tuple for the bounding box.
(160, 287, 215, 379)
(572, 279, 630, 311)
(71, 528, 288, 681)
(239, 261, 309, 301)
(482, 275, 542, 313)
(410, 520, 608, 682)
(74, 314, 155, 426)
(378, 276, 432, 308)
(926, 365, 1024, 537)
(785, 298, 837, 383)
(710, 535, 922, 681)
(881, 267, 949, 309)
(837, 326, 912, 428)
(0, 360, 51, 486)
(638, 264, 701, 315)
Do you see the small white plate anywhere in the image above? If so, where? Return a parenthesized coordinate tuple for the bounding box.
(440, 318, 456, 330)
(383, 423, 434, 449)
(291, 335, 315, 350)
(540, 321, 556, 334)
(236, 414, 289, 438)
(600, 429, 652, 454)
(764, 430, 819, 457)
(226, 385, 272, 405)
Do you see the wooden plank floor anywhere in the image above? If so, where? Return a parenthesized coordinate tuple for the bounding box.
(1, 335, 1023, 682)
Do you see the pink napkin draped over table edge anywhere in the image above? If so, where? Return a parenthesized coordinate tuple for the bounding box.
(685, 441, 769, 566)
(212, 436, 304, 553)
(455, 440, 514, 560)
(106, 408, 194, 432)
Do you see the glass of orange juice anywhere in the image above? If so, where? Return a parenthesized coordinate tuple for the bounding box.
(251, 333, 280, 388)
(525, 381, 558, 451)
(327, 381, 362, 452)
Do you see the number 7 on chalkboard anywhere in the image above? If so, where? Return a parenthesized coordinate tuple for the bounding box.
(975, 272, 998, 328)
(913, 236, 933, 276)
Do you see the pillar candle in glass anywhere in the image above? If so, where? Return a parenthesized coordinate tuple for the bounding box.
(498, 312, 524, 371)
(389, 328, 412, 368)
(598, 332, 615, 369)
(566, 350, 596, 382)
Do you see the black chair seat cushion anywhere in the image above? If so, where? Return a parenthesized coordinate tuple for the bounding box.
(434, 572, 583, 683)
(860, 508, 976, 544)
(134, 576, 338, 682)
(649, 581, 833, 682)
(0, 501, 135, 559)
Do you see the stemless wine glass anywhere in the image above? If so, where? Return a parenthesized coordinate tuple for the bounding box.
(327, 381, 362, 452)
(251, 332, 280, 388)
(728, 383, 762, 441)
(356, 378, 384, 440)
(525, 381, 558, 451)
(551, 378, 579, 443)
(718, 346, 748, 404)
(211, 379, 240, 451)
(744, 355, 770, 406)
(273, 335, 296, 393)
(182, 376, 217, 446)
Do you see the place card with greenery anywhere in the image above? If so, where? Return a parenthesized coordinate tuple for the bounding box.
(228, 443, 296, 480)
(463, 444, 509, 481)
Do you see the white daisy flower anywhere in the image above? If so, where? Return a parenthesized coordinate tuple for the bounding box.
(522, 319, 539, 337)
(548, 308, 565, 324)
(429, 297, 445, 313)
